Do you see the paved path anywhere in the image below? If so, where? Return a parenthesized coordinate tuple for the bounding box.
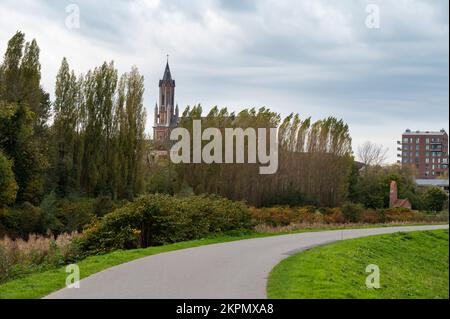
(45, 225, 448, 299)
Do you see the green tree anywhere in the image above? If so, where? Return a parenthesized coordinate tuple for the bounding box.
(52, 57, 78, 196)
(0, 31, 25, 102)
(0, 151, 18, 206)
(424, 187, 448, 212)
(0, 32, 49, 204)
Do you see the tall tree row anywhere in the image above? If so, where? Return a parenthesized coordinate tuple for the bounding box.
(52, 59, 147, 200)
(1, 31, 148, 206)
(176, 106, 353, 207)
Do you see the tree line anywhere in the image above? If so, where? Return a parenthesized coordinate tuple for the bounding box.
(174, 106, 353, 207)
(0, 31, 147, 208)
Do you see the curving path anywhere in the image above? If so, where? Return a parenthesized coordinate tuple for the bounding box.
(45, 225, 448, 299)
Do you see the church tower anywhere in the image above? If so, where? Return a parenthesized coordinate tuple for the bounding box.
(153, 58, 179, 143)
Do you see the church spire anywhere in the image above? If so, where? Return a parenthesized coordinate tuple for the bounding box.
(163, 54, 172, 81)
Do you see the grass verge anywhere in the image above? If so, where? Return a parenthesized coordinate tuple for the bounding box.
(0, 223, 447, 299)
(267, 229, 449, 299)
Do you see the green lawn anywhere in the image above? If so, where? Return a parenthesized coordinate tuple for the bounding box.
(267, 229, 449, 299)
(0, 224, 446, 299)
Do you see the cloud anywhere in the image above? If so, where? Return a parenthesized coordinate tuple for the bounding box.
(0, 0, 448, 163)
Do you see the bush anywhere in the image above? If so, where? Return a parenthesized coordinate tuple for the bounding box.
(423, 187, 448, 212)
(39, 195, 94, 234)
(249, 206, 297, 226)
(0, 203, 42, 239)
(323, 208, 346, 224)
(383, 207, 416, 222)
(78, 194, 254, 254)
(360, 209, 381, 224)
(39, 195, 127, 235)
(341, 202, 365, 223)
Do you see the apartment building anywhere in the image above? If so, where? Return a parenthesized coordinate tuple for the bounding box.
(397, 129, 449, 179)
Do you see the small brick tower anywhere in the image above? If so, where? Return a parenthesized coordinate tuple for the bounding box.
(389, 181, 412, 209)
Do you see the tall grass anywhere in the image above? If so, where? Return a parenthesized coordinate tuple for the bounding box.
(0, 232, 80, 283)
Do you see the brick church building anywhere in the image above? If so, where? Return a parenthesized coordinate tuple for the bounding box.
(153, 59, 179, 143)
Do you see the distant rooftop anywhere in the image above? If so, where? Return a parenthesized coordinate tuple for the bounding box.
(415, 179, 449, 187)
(403, 129, 447, 136)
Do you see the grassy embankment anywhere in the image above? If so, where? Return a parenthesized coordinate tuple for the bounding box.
(267, 229, 449, 299)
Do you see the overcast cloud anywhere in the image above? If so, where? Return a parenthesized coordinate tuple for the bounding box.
(0, 0, 448, 162)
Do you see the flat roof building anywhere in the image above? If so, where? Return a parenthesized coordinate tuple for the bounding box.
(398, 129, 449, 179)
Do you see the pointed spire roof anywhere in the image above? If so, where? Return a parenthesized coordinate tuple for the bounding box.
(162, 54, 173, 81)
(162, 61, 172, 81)
(159, 55, 175, 87)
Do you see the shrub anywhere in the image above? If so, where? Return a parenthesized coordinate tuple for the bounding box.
(323, 208, 345, 224)
(423, 187, 448, 212)
(383, 207, 416, 222)
(249, 206, 297, 226)
(341, 202, 365, 223)
(360, 209, 381, 224)
(93, 196, 119, 217)
(0, 203, 42, 239)
(78, 194, 254, 254)
(39, 195, 127, 235)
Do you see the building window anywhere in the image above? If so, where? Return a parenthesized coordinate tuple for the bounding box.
(426, 138, 430, 144)
(403, 137, 409, 143)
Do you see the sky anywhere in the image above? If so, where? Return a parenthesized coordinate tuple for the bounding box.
(0, 0, 448, 163)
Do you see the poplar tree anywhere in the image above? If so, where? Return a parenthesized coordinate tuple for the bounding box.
(0, 32, 48, 204)
(53, 58, 78, 195)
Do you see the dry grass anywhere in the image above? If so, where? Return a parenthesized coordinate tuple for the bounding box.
(0, 232, 81, 283)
